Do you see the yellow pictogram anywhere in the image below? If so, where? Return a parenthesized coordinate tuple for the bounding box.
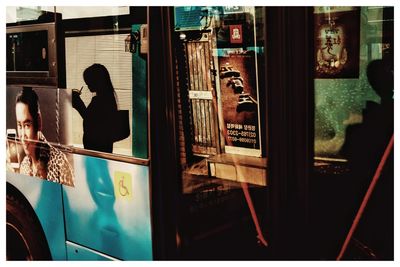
(114, 171, 133, 199)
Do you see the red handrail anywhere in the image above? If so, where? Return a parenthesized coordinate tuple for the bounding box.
(241, 181, 268, 247)
(337, 134, 394, 260)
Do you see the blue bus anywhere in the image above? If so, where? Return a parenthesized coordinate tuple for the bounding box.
(6, 6, 394, 260)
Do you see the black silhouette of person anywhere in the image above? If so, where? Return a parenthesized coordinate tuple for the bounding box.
(340, 53, 393, 259)
(72, 64, 118, 153)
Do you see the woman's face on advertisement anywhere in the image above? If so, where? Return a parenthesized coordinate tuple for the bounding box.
(16, 102, 38, 157)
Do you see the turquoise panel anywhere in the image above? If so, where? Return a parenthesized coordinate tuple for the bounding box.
(66, 241, 116, 261)
(63, 155, 153, 260)
(7, 172, 67, 260)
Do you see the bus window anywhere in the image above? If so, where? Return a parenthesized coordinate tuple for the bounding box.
(312, 6, 393, 259)
(172, 6, 268, 258)
(56, 7, 148, 158)
(66, 34, 133, 155)
(6, 6, 148, 158)
(6, 6, 56, 24)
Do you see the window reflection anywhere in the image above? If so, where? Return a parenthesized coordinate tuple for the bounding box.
(314, 7, 391, 159)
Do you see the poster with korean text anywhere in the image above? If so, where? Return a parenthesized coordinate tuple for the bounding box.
(314, 7, 360, 78)
(216, 7, 262, 157)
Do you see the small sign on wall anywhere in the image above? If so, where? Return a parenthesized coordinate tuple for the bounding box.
(114, 171, 133, 200)
(230, 25, 243, 44)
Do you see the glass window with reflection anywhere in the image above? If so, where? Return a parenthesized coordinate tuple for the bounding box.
(172, 6, 269, 257)
(313, 6, 393, 260)
(58, 6, 144, 158)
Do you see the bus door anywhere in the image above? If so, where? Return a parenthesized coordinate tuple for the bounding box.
(148, 6, 319, 260)
(149, 6, 270, 259)
(311, 7, 394, 260)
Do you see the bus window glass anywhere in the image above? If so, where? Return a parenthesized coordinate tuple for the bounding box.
(7, 30, 49, 72)
(53, 6, 130, 19)
(6, 6, 55, 23)
(173, 6, 268, 257)
(313, 6, 393, 259)
(56, 7, 147, 158)
(314, 6, 393, 159)
(65, 34, 133, 156)
(6, 6, 130, 23)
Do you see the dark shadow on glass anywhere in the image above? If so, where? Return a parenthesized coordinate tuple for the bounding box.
(72, 64, 130, 153)
(339, 51, 394, 259)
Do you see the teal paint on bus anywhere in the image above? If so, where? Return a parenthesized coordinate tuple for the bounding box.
(132, 24, 148, 159)
(63, 155, 153, 260)
(66, 241, 115, 260)
(7, 173, 67, 260)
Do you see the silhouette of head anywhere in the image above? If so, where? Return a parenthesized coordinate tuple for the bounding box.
(37, 11, 54, 23)
(367, 59, 393, 102)
(83, 64, 115, 96)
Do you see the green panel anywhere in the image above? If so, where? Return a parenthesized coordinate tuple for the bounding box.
(132, 24, 148, 158)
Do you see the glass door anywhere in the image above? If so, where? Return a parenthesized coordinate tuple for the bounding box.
(312, 6, 394, 260)
(172, 6, 268, 259)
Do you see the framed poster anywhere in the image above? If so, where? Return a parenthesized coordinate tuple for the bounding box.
(314, 7, 360, 78)
(217, 48, 261, 157)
